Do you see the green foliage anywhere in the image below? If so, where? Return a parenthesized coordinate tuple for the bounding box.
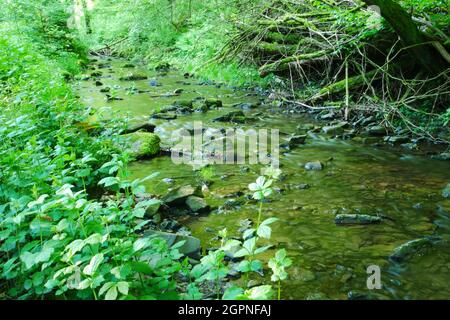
(83, 0, 271, 87)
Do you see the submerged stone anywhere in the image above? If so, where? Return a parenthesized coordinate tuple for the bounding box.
(389, 236, 440, 263)
(334, 214, 382, 225)
(123, 132, 161, 159)
(287, 135, 307, 149)
(213, 110, 246, 123)
(232, 102, 258, 110)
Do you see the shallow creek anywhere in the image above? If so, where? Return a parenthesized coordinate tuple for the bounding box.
(77, 57, 450, 300)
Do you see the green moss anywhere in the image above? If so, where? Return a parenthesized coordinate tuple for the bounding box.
(123, 132, 161, 158)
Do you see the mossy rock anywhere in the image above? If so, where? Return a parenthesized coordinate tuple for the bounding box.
(119, 73, 148, 81)
(161, 185, 200, 205)
(174, 100, 193, 109)
(155, 61, 171, 71)
(389, 236, 440, 263)
(186, 196, 209, 213)
(213, 110, 246, 123)
(123, 132, 161, 159)
(122, 63, 136, 68)
(206, 98, 223, 109)
(334, 214, 381, 225)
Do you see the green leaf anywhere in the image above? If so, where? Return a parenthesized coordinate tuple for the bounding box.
(257, 225, 272, 239)
(117, 281, 129, 295)
(99, 282, 114, 296)
(223, 286, 245, 300)
(261, 217, 278, 226)
(254, 245, 272, 255)
(133, 238, 151, 252)
(84, 233, 103, 245)
(245, 285, 274, 300)
(105, 285, 118, 300)
(98, 177, 119, 187)
(83, 253, 104, 276)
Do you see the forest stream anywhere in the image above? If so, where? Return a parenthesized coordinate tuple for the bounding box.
(77, 56, 450, 300)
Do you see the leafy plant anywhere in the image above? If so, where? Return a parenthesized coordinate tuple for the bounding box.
(268, 249, 292, 300)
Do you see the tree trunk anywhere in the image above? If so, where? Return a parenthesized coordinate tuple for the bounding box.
(81, 0, 92, 34)
(362, 0, 448, 75)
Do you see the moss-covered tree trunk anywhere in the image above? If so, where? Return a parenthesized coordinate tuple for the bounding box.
(362, 0, 448, 75)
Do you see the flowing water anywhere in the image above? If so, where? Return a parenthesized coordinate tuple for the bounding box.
(77, 57, 450, 300)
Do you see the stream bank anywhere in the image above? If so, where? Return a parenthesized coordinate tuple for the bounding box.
(77, 56, 450, 300)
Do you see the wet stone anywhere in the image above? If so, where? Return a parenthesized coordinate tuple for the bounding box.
(366, 125, 386, 136)
(304, 161, 324, 171)
(432, 152, 450, 161)
(162, 185, 198, 205)
(389, 236, 440, 263)
(151, 113, 177, 120)
(213, 111, 246, 123)
(442, 184, 450, 198)
(334, 214, 382, 225)
(185, 196, 209, 213)
(119, 73, 148, 81)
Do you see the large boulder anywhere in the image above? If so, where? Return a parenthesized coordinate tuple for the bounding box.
(334, 214, 382, 225)
(123, 132, 160, 158)
(143, 230, 201, 259)
(122, 122, 156, 134)
(186, 196, 209, 213)
(162, 185, 198, 205)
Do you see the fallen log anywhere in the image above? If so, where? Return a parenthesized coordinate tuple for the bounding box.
(259, 49, 333, 77)
(310, 69, 380, 101)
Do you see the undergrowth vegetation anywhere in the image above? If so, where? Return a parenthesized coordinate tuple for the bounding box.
(0, 2, 292, 299)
